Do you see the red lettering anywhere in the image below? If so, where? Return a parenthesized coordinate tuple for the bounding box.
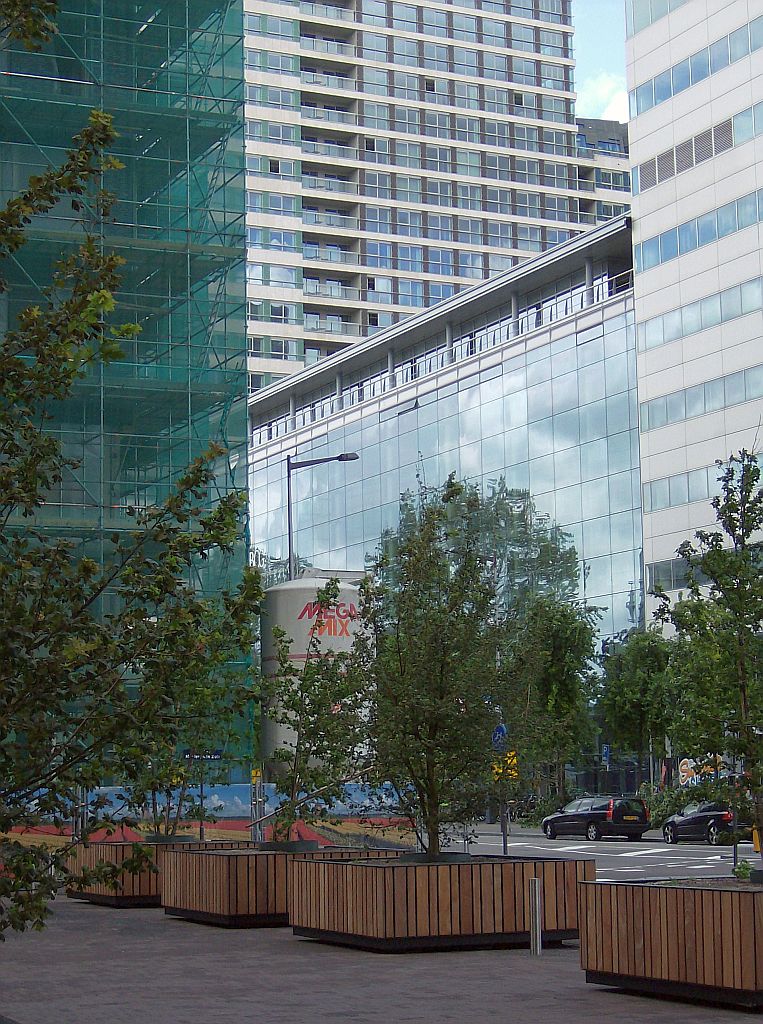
(298, 601, 321, 620)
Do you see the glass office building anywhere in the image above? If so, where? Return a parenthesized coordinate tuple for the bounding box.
(0, 2, 249, 596)
(249, 216, 642, 643)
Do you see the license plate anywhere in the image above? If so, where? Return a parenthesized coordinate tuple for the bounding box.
(623, 815, 638, 821)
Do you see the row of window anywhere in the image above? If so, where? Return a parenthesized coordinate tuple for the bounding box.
(629, 16, 763, 118)
(625, 0, 690, 38)
(353, 3, 569, 47)
(634, 189, 763, 273)
(248, 8, 570, 52)
(639, 363, 763, 433)
(356, 32, 573, 79)
(634, 103, 763, 196)
(637, 276, 763, 352)
(245, 189, 581, 233)
(246, 97, 573, 151)
(244, 229, 523, 277)
(643, 463, 720, 514)
(647, 557, 708, 594)
(363, 206, 574, 249)
(260, 0, 570, 25)
(357, 25, 570, 62)
(299, 128, 578, 168)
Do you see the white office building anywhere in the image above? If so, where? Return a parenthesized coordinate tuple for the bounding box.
(627, 0, 763, 606)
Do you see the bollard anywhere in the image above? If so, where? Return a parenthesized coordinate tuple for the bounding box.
(528, 876, 543, 956)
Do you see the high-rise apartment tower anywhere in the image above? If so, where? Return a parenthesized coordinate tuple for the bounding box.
(244, 0, 631, 389)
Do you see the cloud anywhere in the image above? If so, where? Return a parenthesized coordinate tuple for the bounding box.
(576, 71, 629, 123)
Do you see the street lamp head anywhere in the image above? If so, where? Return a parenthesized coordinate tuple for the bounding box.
(336, 452, 360, 462)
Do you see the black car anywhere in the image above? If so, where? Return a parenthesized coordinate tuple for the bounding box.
(662, 802, 751, 845)
(542, 796, 650, 841)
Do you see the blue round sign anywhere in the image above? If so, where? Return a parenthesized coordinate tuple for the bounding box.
(492, 723, 508, 752)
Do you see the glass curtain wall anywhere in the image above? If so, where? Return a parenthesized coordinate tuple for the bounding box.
(251, 301, 643, 640)
(0, 1, 248, 596)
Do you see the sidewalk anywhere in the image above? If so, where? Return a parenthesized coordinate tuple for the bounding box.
(0, 896, 747, 1024)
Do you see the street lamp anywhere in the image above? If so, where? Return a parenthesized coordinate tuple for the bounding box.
(286, 451, 359, 580)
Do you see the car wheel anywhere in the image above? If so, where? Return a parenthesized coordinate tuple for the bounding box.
(585, 822, 601, 842)
(707, 823, 721, 846)
(543, 821, 556, 839)
(663, 823, 677, 845)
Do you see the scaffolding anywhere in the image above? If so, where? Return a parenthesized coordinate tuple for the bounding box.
(0, 0, 248, 596)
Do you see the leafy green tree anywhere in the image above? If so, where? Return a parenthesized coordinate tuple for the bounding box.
(656, 451, 763, 851)
(0, 106, 259, 935)
(0, 1, 58, 47)
(599, 628, 673, 784)
(361, 480, 502, 858)
(262, 579, 371, 842)
(502, 594, 598, 800)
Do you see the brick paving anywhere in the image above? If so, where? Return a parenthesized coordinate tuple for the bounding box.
(0, 896, 749, 1024)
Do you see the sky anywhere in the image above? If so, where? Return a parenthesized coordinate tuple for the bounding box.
(574, 0, 629, 123)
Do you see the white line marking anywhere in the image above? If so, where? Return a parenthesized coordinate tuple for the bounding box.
(619, 848, 669, 857)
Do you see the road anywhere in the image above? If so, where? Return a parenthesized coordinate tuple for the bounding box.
(463, 824, 757, 880)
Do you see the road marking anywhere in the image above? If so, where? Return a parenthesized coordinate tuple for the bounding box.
(619, 848, 670, 857)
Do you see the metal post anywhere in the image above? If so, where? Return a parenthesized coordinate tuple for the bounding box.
(445, 322, 454, 364)
(199, 771, 205, 843)
(584, 257, 594, 307)
(250, 774, 256, 843)
(528, 876, 543, 956)
(499, 799, 509, 856)
(286, 454, 295, 581)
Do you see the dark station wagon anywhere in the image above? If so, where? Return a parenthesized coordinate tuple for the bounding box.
(542, 796, 650, 841)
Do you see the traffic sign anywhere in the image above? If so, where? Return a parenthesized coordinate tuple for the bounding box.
(492, 750, 518, 781)
(251, 768, 262, 783)
(492, 723, 508, 752)
(602, 743, 611, 769)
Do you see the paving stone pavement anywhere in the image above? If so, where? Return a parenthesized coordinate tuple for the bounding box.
(0, 897, 750, 1024)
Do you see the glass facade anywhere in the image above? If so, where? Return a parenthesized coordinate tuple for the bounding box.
(0, 2, 248, 597)
(250, 265, 642, 641)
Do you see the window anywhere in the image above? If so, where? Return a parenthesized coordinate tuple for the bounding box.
(397, 244, 423, 271)
(365, 241, 393, 267)
(397, 209, 423, 236)
(396, 175, 422, 202)
(458, 251, 484, 278)
(398, 279, 425, 306)
(364, 171, 392, 197)
(427, 248, 454, 275)
(457, 217, 482, 243)
(427, 213, 453, 240)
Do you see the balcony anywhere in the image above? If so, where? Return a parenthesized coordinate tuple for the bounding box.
(303, 248, 358, 265)
(300, 2, 353, 21)
(302, 210, 358, 229)
(301, 140, 357, 160)
(300, 37, 354, 56)
(303, 319, 360, 336)
(301, 71, 354, 90)
(301, 106, 357, 126)
(303, 175, 357, 194)
(303, 281, 360, 299)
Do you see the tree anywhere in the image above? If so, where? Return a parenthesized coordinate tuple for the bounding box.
(656, 451, 763, 852)
(261, 580, 371, 842)
(599, 628, 673, 784)
(361, 479, 508, 858)
(502, 593, 598, 800)
(0, 108, 260, 936)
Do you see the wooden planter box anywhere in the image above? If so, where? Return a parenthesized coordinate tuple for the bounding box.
(162, 847, 401, 927)
(579, 879, 763, 1009)
(290, 855, 595, 953)
(67, 841, 256, 908)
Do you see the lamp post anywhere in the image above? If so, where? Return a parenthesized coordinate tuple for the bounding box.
(286, 451, 359, 580)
